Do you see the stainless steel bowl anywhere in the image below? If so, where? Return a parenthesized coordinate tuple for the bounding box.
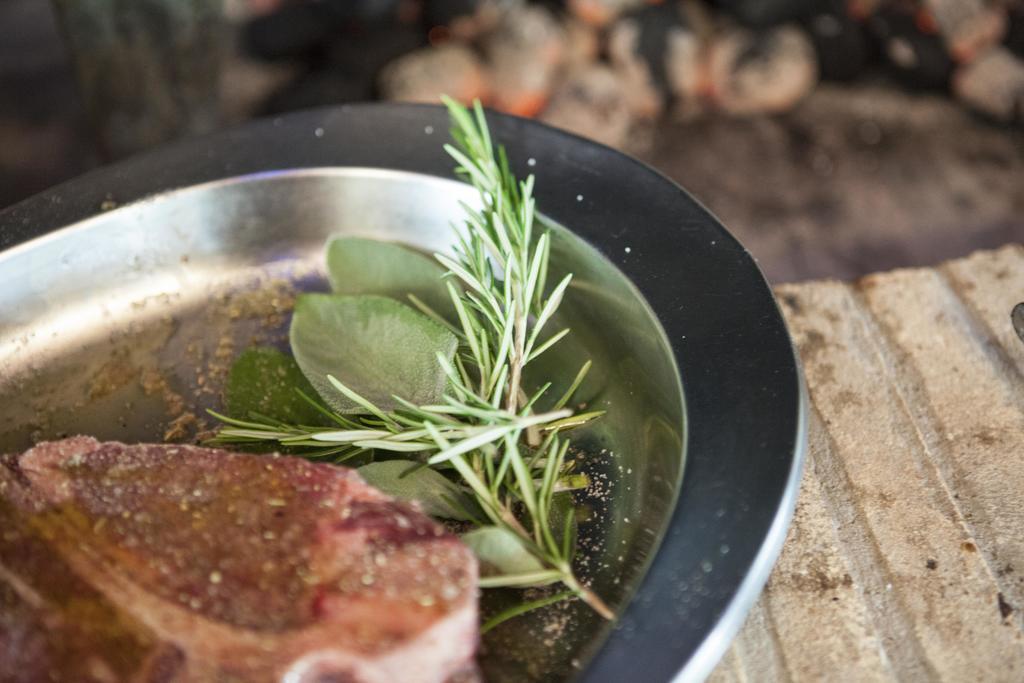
(0, 104, 806, 682)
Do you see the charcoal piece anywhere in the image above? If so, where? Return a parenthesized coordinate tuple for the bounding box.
(1006, 4, 1024, 59)
(423, 0, 516, 39)
(665, 23, 704, 107)
(243, 3, 337, 61)
(707, 26, 818, 115)
(327, 22, 426, 81)
(868, 7, 954, 90)
(243, 0, 406, 62)
(953, 46, 1024, 125)
(534, 0, 569, 12)
(919, 0, 1006, 62)
(802, 8, 871, 81)
(379, 43, 487, 104)
(540, 65, 635, 148)
(567, 0, 645, 28)
(564, 17, 600, 67)
(423, 0, 484, 26)
(610, 2, 690, 95)
(710, 0, 819, 28)
(319, 0, 403, 21)
(261, 70, 370, 115)
(485, 4, 564, 116)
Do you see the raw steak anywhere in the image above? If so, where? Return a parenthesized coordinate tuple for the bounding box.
(0, 437, 479, 682)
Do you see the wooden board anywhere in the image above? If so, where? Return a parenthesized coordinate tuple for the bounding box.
(711, 244, 1024, 681)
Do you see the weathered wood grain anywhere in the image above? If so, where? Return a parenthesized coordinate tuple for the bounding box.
(711, 246, 1024, 681)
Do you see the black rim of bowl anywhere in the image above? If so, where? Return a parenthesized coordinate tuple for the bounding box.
(0, 103, 807, 682)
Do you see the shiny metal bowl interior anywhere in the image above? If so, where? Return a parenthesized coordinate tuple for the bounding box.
(0, 168, 684, 682)
(0, 102, 805, 683)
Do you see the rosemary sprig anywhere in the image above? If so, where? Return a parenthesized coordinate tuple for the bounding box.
(211, 98, 611, 620)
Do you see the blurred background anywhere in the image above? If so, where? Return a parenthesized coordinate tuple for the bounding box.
(1, 0, 1022, 282)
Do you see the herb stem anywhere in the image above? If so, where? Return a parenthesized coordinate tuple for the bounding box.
(562, 570, 614, 620)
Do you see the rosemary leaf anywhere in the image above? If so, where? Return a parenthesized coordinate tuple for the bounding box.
(481, 591, 575, 634)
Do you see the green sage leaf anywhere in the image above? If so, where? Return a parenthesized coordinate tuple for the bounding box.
(290, 293, 458, 413)
(225, 346, 329, 426)
(462, 526, 545, 576)
(357, 460, 475, 521)
(326, 236, 451, 317)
